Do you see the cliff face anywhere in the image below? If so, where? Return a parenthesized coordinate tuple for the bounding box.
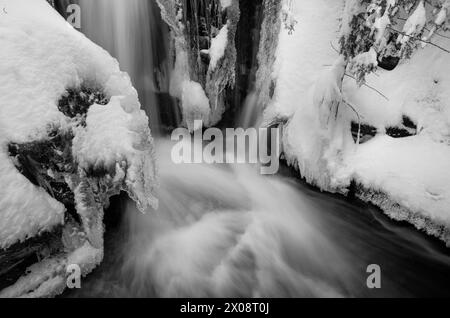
(0, 0, 157, 297)
(157, 0, 282, 129)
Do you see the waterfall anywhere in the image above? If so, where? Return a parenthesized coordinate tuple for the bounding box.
(78, 0, 179, 133)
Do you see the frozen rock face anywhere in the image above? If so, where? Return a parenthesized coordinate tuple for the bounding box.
(157, 0, 240, 130)
(157, 0, 283, 130)
(0, 0, 157, 297)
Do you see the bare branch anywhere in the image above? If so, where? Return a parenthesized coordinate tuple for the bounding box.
(343, 99, 363, 145)
(344, 73, 390, 101)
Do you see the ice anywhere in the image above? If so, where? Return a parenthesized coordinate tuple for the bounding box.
(208, 25, 229, 71)
(0, 0, 157, 296)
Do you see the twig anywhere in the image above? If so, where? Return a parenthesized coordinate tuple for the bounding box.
(344, 73, 390, 101)
(343, 99, 363, 145)
(353, 14, 450, 53)
(329, 42, 389, 100)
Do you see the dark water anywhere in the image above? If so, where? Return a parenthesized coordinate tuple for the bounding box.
(62, 142, 450, 298)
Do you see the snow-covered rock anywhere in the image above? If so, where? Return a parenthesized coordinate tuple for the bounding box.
(0, 0, 157, 297)
(265, 0, 450, 245)
(157, 0, 239, 130)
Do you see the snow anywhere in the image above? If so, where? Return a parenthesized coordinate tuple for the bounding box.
(0, 0, 157, 247)
(435, 0, 449, 26)
(435, 8, 447, 25)
(373, 12, 391, 45)
(339, 0, 365, 39)
(267, 0, 450, 242)
(181, 81, 211, 132)
(0, 148, 65, 249)
(264, 0, 343, 124)
(72, 94, 158, 211)
(73, 98, 135, 170)
(397, 1, 427, 45)
(160, 12, 213, 131)
(341, 29, 450, 240)
(0, 241, 102, 298)
(220, 0, 232, 10)
(349, 135, 450, 228)
(67, 241, 103, 275)
(0, 0, 158, 296)
(208, 25, 229, 71)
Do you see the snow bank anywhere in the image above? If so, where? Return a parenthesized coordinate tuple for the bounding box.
(267, 0, 450, 243)
(181, 81, 211, 132)
(72, 96, 157, 211)
(0, 0, 157, 296)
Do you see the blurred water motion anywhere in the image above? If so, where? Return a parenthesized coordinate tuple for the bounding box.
(63, 140, 450, 298)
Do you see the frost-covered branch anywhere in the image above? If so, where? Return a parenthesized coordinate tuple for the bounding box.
(386, 25, 450, 53)
(340, 0, 450, 84)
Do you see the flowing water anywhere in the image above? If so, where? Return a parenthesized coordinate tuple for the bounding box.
(63, 0, 450, 298)
(63, 140, 450, 297)
(78, 0, 179, 133)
